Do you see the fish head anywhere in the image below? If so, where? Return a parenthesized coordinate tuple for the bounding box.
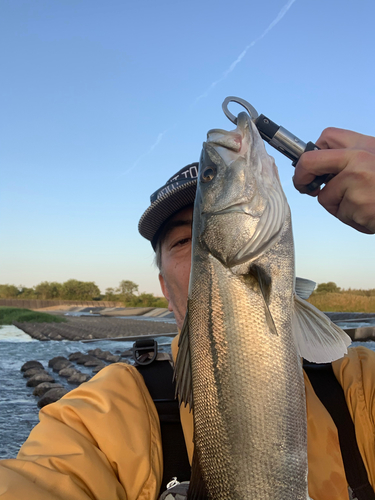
(194, 111, 289, 268)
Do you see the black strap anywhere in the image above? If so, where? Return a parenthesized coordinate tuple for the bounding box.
(304, 361, 375, 500)
(136, 356, 191, 494)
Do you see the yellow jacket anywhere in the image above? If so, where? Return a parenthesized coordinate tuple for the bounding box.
(0, 344, 374, 500)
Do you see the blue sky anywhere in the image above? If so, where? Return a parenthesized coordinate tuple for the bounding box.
(1, 0, 374, 296)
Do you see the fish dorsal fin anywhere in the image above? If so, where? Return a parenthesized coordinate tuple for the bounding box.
(187, 448, 209, 500)
(233, 187, 287, 265)
(292, 293, 352, 363)
(249, 266, 278, 336)
(174, 306, 193, 409)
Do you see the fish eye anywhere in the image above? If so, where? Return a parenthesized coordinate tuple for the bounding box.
(201, 166, 216, 183)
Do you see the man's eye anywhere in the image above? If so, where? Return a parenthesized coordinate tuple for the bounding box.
(172, 238, 190, 248)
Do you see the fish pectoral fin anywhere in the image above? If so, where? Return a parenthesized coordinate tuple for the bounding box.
(174, 306, 193, 409)
(292, 293, 352, 363)
(250, 265, 278, 336)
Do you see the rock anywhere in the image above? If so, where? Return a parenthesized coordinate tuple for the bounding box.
(59, 367, 79, 378)
(26, 372, 55, 387)
(88, 350, 121, 363)
(67, 372, 90, 384)
(38, 388, 69, 408)
(84, 359, 105, 367)
(51, 359, 72, 372)
(88, 349, 116, 361)
(48, 356, 68, 368)
(88, 348, 104, 357)
(48, 332, 64, 340)
(23, 367, 45, 378)
(104, 354, 121, 363)
(92, 365, 105, 374)
(75, 354, 98, 365)
(68, 351, 85, 361)
(33, 382, 64, 397)
(119, 358, 132, 365)
(21, 360, 44, 372)
(120, 350, 133, 358)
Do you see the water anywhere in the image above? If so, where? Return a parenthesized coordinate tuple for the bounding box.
(0, 326, 173, 459)
(64, 312, 176, 324)
(334, 318, 375, 329)
(116, 315, 177, 324)
(0, 324, 38, 342)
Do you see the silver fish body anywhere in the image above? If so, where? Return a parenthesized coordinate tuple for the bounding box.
(177, 112, 311, 499)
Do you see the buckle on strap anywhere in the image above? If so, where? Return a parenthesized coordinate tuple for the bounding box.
(133, 338, 158, 365)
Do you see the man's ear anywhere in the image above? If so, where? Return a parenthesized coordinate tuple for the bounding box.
(159, 273, 171, 309)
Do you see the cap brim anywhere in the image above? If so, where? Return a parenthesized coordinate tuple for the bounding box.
(138, 180, 197, 246)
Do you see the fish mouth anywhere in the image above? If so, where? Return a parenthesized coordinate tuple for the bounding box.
(206, 112, 251, 163)
(202, 112, 260, 217)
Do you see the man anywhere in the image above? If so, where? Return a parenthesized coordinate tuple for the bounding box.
(0, 126, 374, 500)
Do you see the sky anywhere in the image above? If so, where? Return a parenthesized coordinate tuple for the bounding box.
(1, 0, 374, 296)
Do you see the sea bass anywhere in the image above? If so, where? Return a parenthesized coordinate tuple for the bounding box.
(175, 111, 350, 499)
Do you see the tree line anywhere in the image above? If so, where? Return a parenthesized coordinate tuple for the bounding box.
(0, 279, 168, 308)
(309, 282, 375, 313)
(313, 282, 375, 296)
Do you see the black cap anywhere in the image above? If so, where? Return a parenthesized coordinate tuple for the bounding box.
(138, 163, 198, 249)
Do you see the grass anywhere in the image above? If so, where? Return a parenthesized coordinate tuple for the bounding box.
(0, 307, 67, 325)
(308, 293, 375, 313)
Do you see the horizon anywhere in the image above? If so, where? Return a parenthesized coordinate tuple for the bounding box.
(1, 277, 374, 299)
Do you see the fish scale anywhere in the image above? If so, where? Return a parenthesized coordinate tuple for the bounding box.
(189, 229, 308, 499)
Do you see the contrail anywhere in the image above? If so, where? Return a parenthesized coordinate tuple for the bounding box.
(122, 0, 297, 176)
(195, 0, 297, 103)
(121, 129, 169, 177)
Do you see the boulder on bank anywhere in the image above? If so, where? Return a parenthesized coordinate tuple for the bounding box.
(103, 353, 121, 363)
(21, 360, 44, 372)
(48, 356, 68, 368)
(84, 359, 105, 367)
(23, 367, 45, 378)
(67, 372, 90, 384)
(75, 354, 98, 365)
(87, 348, 105, 357)
(38, 388, 69, 408)
(92, 365, 105, 373)
(59, 367, 79, 378)
(121, 350, 133, 358)
(27, 372, 55, 387)
(51, 359, 72, 372)
(68, 351, 85, 361)
(33, 382, 64, 397)
(87, 348, 120, 363)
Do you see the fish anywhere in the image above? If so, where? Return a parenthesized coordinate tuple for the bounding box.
(175, 111, 351, 499)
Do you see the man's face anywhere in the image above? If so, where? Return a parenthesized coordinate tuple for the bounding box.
(158, 206, 193, 330)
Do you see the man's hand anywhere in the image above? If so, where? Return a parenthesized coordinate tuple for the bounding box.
(293, 127, 375, 234)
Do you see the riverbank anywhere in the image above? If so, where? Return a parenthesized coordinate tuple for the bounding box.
(13, 312, 178, 341)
